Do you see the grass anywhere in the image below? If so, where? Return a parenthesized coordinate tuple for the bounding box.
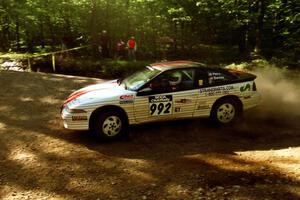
(1, 48, 298, 79)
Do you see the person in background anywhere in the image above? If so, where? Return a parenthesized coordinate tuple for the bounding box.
(127, 36, 137, 61)
(100, 30, 110, 58)
(59, 36, 71, 62)
(116, 39, 126, 59)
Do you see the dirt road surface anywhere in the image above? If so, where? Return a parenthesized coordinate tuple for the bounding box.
(0, 68, 300, 200)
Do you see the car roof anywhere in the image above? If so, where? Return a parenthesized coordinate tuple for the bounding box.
(150, 60, 206, 71)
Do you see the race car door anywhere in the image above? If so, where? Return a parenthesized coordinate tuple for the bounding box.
(134, 68, 199, 123)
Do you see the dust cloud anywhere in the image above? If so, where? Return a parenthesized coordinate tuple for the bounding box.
(247, 67, 300, 127)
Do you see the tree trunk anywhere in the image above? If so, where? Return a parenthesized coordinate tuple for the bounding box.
(16, 16, 20, 51)
(173, 21, 178, 55)
(180, 21, 184, 51)
(125, 0, 131, 37)
(238, 26, 249, 55)
(254, 0, 266, 57)
(40, 22, 45, 48)
(89, 0, 99, 57)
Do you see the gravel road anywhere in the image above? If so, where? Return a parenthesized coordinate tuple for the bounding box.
(0, 69, 299, 200)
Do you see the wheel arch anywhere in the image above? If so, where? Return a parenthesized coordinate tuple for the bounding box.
(210, 95, 243, 117)
(89, 105, 129, 130)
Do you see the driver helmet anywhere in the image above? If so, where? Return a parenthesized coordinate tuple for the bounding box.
(169, 71, 182, 86)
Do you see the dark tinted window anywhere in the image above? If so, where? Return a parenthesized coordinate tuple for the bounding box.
(207, 70, 235, 85)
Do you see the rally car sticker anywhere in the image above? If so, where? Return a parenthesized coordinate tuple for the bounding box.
(208, 72, 226, 82)
(119, 100, 134, 104)
(120, 95, 134, 100)
(72, 116, 88, 121)
(199, 85, 234, 96)
(119, 94, 134, 104)
(174, 107, 181, 112)
(198, 79, 204, 86)
(196, 105, 210, 110)
(148, 95, 173, 116)
(243, 95, 252, 99)
(240, 83, 251, 92)
(175, 98, 193, 104)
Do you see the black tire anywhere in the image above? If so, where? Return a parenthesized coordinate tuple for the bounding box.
(91, 110, 128, 141)
(210, 98, 241, 125)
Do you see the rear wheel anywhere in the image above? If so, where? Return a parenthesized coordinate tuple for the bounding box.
(91, 110, 128, 141)
(211, 98, 241, 125)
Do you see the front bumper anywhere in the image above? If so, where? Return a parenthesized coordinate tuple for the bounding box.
(61, 105, 89, 130)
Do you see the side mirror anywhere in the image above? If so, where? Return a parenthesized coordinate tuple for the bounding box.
(139, 87, 152, 93)
(137, 87, 152, 96)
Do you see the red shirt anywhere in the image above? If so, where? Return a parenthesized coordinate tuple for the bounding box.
(128, 39, 136, 49)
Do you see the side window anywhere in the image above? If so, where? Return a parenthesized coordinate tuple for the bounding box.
(207, 70, 234, 85)
(179, 69, 196, 90)
(148, 68, 196, 93)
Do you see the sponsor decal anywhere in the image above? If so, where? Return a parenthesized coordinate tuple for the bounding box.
(208, 72, 226, 82)
(120, 95, 134, 100)
(149, 95, 172, 103)
(240, 83, 251, 92)
(119, 95, 134, 104)
(174, 107, 181, 112)
(243, 95, 252, 99)
(72, 116, 88, 121)
(198, 79, 203, 86)
(200, 85, 234, 96)
(195, 101, 210, 110)
(196, 105, 210, 110)
(175, 99, 192, 104)
(149, 95, 173, 116)
(119, 100, 134, 104)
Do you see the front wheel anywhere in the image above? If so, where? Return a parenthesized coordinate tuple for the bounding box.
(91, 110, 128, 141)
(211, 99, 241, 125)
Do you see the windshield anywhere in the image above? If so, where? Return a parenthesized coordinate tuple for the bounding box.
(121, 66, 160, 91)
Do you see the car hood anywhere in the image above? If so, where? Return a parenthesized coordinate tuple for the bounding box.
(65, 80, 135, 107)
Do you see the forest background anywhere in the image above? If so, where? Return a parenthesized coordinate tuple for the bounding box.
(0, 0, 299, 77)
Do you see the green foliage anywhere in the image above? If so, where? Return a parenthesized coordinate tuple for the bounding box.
(57, 58, 151, 79)
(100, 60, 151, 78)
(0, 0, 298, 67)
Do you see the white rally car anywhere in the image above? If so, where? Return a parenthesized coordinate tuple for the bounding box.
(61, 61, 261, 141)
